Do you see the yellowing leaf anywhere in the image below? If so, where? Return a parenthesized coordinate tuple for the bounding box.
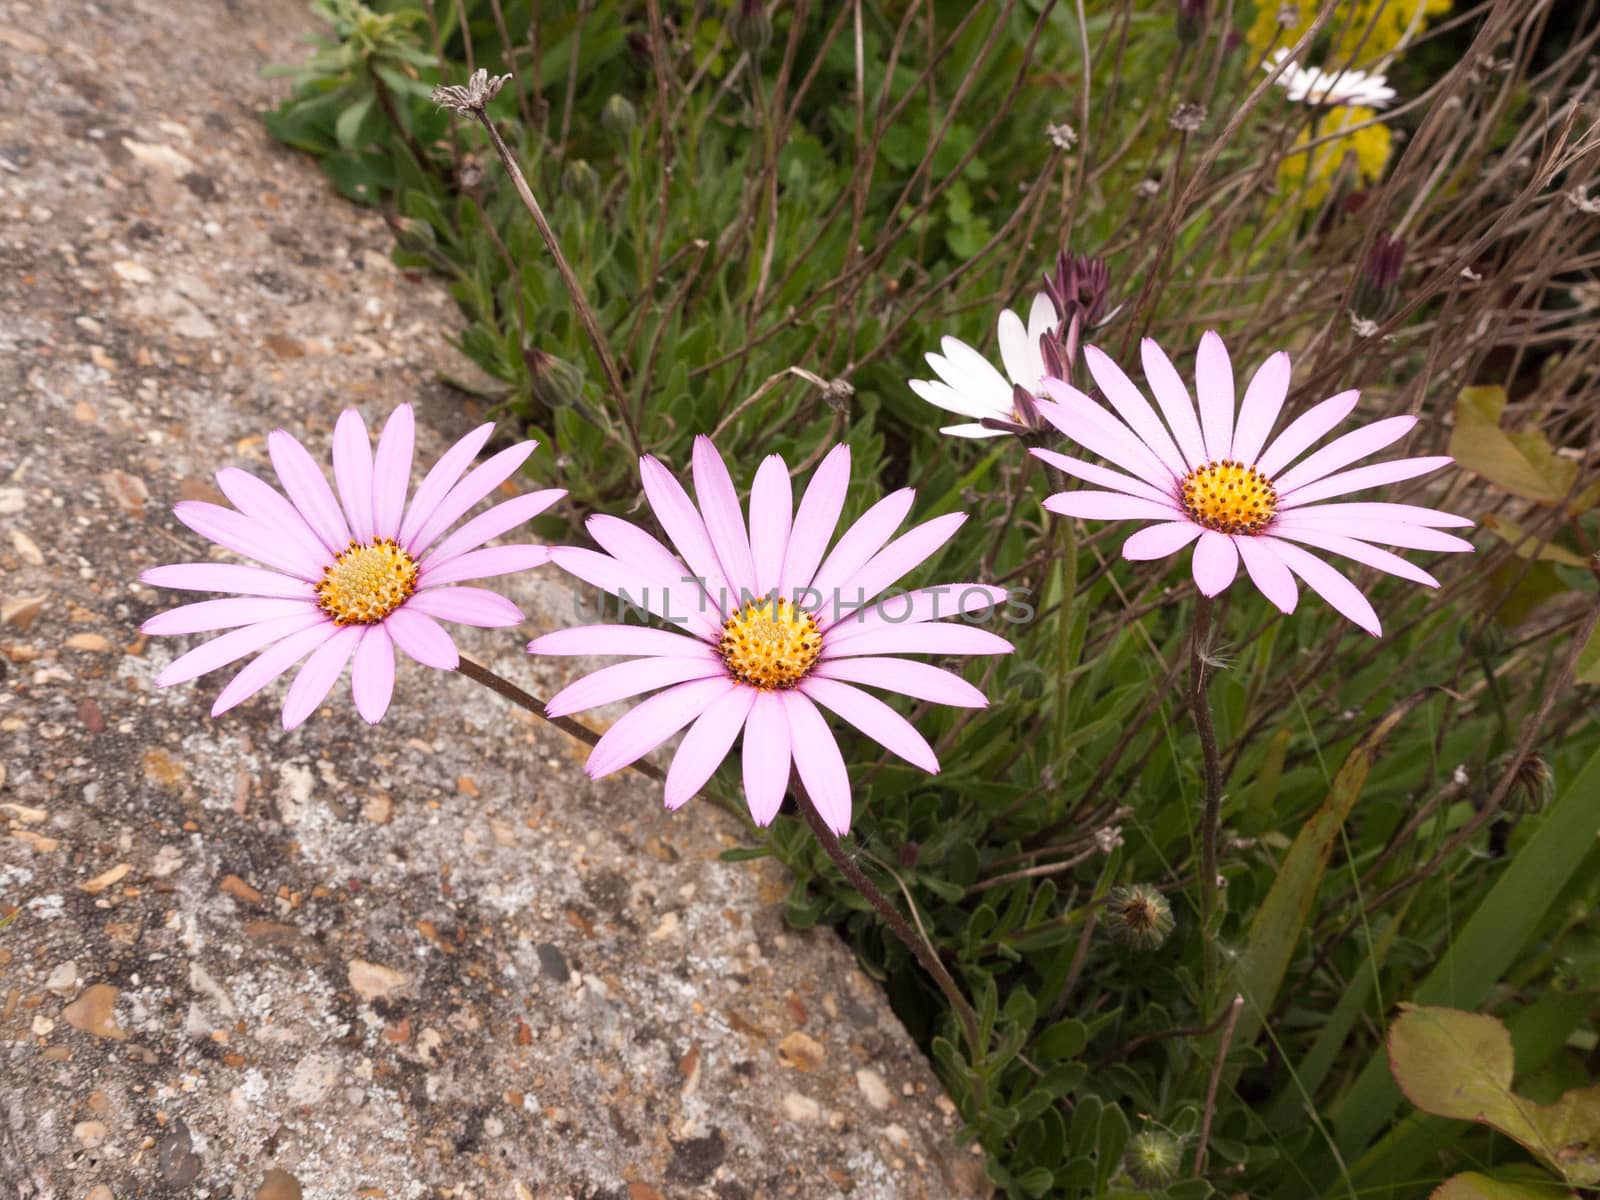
(1431, 1171, 1577, 1199)
(1480, 515, 1591, 567)
(1389, 1004, 1600, 1187)
(1449, 386, 1577, 504)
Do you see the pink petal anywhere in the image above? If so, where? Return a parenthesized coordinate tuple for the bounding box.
(211, 621, 340, 717)
(1122, 521, 1203, 561)
(1266, 527, 1438, 587)
(586, 676, 734, 779)
(140, 562, 316, 598)
(408, 441, 538, 556)
(143, 596, 317, 636)
(806, 488, 917, 612)
(1274, 415, 1418, 496)
(813, 656, 987, 708)
(829, 513, 967, 619)
(268, 429, 350, 554)
(1268, 500, 1472, 529)
(420, 544, 550, 587)
(820, 622, 1012, 659)
(214, 467, 331, 571)
(281, 625, 362, 730)
(546, 656, 727, 718)
(779, 445, 851, 597)
(1254, 389, 1359, 479)
(1194, 331, 1236, 464)
(748, 454, 794, 596)
(529, 624, 717, 659)
(798, 677, 938, 773)
(583, 515, 720, 638)
(692, 436, 758, 600)
(1044, 491, 1182, 522)
(383, 607, 460, 669)
(1280, 517, 1473, 553)
(640, 455, 733, 614)
(370, 404, 416, 541)
(663, 686, 757, 810)
(1031, 448, 1178, 507)
(154, 610, 330, 688)
(397, 423, 495, 547)
(424, 489, 565, 567)
(781, 693, 852, 835)
(1276, 456, 1453, 508)
(1229, 352, 1291, 466)
(1235, 535, 1298, 614)
(1037, 382, 1178, 486)
(406, 586, 524, 628)
(825, 584, 1006, 644)
(171, 501, 325, 581)
(332, 407, 376, 544)
(1191, 530, 1240, 596)
(549, 546, 715, 636)
(1081, 345, 1190, 481)
(1263, 539, 1382, 635)
(742, 691, 792, 826)
(351, 625, 396, 724)
(1139, 338, 1208, 470)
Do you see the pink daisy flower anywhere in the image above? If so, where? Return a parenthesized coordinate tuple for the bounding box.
(529, 436, 1013, 834)
(141, 405, 563, 728)
(1033, 332, 1474, 635)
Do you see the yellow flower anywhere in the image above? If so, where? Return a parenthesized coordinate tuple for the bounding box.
(1248, 0, 1453, 63)
(1276, 106, 1393, 211)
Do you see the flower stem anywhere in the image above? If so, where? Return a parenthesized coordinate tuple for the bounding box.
(455, 655, 663, 783)
(792, 788, 983, 1058)
(463, 105, 645, 460)
(1188, 595, 1225, 1008)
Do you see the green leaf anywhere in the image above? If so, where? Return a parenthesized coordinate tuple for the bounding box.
(1389, 1005, 1600, 1187)
(334, 90, 376, 149)
(1575, 623, 1600, 685)
(1333, 741, 1600, 1157)
(1430, 1171, 1578, 1199)
(1220, 696, 1422, 1057)
(1449, 386, 1577, 504)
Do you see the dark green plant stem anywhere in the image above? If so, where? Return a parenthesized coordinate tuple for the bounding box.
(1189, 595, 1224, 1007)
(463, 100, 645, 459)
(456, 655, 663, 783)
(793, 788, 983, 1057)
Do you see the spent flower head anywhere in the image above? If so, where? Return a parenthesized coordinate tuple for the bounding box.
(141, 406, 562, 728)
(432, 68, 511, 114)
(1105, 884, 1175, 949)
(1125, 1130, 1184, 1186)
(1032, 331, 1474, 635)
(530, 437, 1012, 833)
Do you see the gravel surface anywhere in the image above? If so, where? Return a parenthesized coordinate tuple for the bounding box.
(0, 2, 987, 1196)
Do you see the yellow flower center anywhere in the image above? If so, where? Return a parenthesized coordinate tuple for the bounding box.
(718, 598, 822, 690)
(316, 539, 419, 625)
(1180, 460, 1278, 535)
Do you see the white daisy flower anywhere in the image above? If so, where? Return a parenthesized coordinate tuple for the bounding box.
(1265, 48, 1396, 108)
(909, 293, 1060, 439)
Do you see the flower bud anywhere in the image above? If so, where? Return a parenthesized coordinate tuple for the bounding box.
(1105, 883, 1175, 950)
(1125, 1130, 1183, 1187)
(525, 348, 585, 411)
(601, 94, 637, 140)
(1177, 0, 1207, 45)
(561, 158, 600, 205)
(730, 0, 772, 57)
(1353, 231, 1405, 320)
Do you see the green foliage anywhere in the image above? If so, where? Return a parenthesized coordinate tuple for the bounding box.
(264, 2, 1600, 1197)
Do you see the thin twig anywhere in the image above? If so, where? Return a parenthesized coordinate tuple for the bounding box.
(1194, 994, 1244, 1179)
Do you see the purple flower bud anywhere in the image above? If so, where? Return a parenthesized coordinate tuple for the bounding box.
(1177, 0, 1207, 45)
(1353, 231, 1405, 320)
